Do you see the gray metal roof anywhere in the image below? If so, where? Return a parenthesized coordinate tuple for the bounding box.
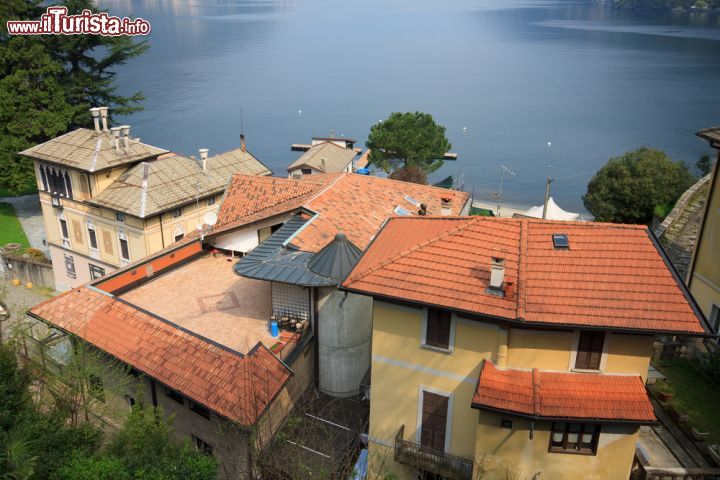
(307, 233, 362, 281)
(233, 216, 339, 287)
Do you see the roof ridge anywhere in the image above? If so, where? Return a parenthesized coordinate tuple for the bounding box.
(345, 216, 476, 284)
(305, 172, 347, 204)
(517, 219, 528, 320)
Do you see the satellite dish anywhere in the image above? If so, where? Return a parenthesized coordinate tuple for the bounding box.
(203, 211, 218, 226)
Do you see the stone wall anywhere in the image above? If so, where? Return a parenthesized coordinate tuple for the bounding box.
(0, 252, 55, 289)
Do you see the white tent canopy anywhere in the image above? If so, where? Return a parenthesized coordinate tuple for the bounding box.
(521, 197, 582, 221)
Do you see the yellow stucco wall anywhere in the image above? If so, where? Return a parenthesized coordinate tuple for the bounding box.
(368, 300, 655, 480)
(473, 411, 639, 480)
(689, 156, 720, 320)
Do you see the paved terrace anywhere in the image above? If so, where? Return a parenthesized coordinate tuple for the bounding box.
(120, 254, 275, 354)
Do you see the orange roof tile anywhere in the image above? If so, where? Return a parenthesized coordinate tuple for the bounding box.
(215, 172, 470, 253)
(342, 216, 708, 334)
(472, 360, 656, 422)
(30, 287, 291, 426)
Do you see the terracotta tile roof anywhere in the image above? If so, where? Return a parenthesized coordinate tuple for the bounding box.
(30, 287, 291, 426)
(214, 174, 338, 233)
(342, 216, 708, 334)
(472, 360, 656, 422)
(19, 128, 167, 172)
(214, 173, 470, 253)
(287, 142, 357, 173)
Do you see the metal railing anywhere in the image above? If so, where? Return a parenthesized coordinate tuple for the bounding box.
(394, 425, 474, 480)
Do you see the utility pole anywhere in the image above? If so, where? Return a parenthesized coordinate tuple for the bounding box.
(542, 176, 554, 220)
(497, 164, 515, 217)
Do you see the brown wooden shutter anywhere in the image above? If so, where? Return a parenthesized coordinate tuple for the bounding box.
(426, 309, 451, 349)
(575, 331, 604, 370)
(420, 391, 448, 451)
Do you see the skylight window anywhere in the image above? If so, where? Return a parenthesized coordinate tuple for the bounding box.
(404, 195, 420, 207)
(394, 205, 413, 216)
(552, 233, 569, 249)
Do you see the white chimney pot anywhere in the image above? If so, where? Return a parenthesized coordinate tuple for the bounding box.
(110, 127, 122, 151)
(489, 257, 506, 290)
(98, 106, 109, 132)
(119, 125, 131, 149)
(89, 107, 101, 133)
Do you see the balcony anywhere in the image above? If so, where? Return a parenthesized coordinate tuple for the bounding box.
(394, 425, 473, 480)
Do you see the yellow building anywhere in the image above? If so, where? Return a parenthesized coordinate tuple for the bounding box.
(19, 107, 271, 290)
(341, 216, 711, 480)
(688, 127, 720, 334)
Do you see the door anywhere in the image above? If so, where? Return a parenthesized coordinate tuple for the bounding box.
(420, 390, 448, 451)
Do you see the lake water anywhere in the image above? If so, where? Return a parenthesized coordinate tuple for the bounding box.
(102, 0, 720, 212)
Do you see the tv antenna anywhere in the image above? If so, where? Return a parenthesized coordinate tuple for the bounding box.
(496, 164, 515, 216)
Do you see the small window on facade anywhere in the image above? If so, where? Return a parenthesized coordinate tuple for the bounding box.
(574, 331, 605, 370)
(172, 207, 182, 218)
(190, 401, 211, 419)
(206, 196, 215, 206)
(549, 422, 600, 455)
(501, 419, 513, 429)
(64, 255, 76, 279)
(88, 226, 98, 250)
(59, 219, 69, 239)
(164, 387, 184, 405)
(89, 264, 105, 280)
(119, 235, 130, 262)
(115, 212, 125, 223)
(192, 435, 214, 456)
(174, 233, 184, 242)
(301, 168, 312, 175)
(424, 309, 452, 350)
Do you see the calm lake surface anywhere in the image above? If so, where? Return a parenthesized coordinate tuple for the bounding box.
(102, 0, 720, 212)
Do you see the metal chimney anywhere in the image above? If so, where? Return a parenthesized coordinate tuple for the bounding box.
(89, 107, 101, 134)
(98, 106, 109, 133)
(198, 148, 209, 171)
(110, 127, 122, 152)
(119, 125, 131, 149)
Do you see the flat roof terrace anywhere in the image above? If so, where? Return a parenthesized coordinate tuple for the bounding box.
(120, 254, 275, 354)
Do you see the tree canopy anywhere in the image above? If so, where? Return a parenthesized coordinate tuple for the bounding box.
(366, 112, 450, 175)
(582, 147, 696, 224)
(0, 0, 147, 194)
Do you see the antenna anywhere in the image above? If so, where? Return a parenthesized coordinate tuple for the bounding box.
(240, 108, 244, 136)
(496, 164, 516, 216)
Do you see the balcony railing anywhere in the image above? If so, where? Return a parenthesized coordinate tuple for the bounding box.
(394, 425, 473, 480)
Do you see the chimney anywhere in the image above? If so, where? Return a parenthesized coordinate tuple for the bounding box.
(98, 106, 109, 133)
(199, 148, 209, 171)
(240, 134, 246, 153)
(110, 127, 122, 152)
(489, 257, 505, 290)
(321, 158, 326, 172)
(119, 125, 131, 149)
(89, 107, 101, 133)
(441, 197, 453, 216)
(418, 203, 427, 216)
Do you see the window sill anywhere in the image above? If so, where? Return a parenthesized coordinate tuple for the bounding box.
(420, 344, 453, 354)
(571, 368, 603, 374)
(548, 447, 596, 456)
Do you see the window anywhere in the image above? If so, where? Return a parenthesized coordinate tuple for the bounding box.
(174, 233, 184, 242)
(423, 309, 452, 350)
(172, 207, 182, 218)
(192, 435, 214, 456)
(88, 225, 98, 250)
(258, 223, 284, 244)
(190, 401, 211, 419)
(64, 255, 76, 279)
(59, 219, 69, 239)
(301, 168, 312, 175)
(206, 196, 215, 206)
(420, 390, 449, 451)
(119, 233, 130, 262)
(552, 233, 569, 249)
(501, 419, 513, 429)
(89, 264, 105, 280)
(574, 331, 605, 370)
(164, 387, 184, 405)
(549, 422, 600, 455)
(88, 374, 105, 402)
(115, 212, 125, 223)
(41, 164, 73, 198)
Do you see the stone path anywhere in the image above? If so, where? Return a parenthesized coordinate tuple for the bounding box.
(0, 277, 54, 342)
(0, 194, 47, 255)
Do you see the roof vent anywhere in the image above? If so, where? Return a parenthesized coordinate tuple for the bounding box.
(552, 233, 569, 249)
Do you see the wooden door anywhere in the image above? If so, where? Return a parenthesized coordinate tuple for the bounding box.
(420, 391, 448, 451)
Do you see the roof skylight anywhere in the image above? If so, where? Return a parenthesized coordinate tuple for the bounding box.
(393, 205, 413, 216)
(552, 233, 569, 249)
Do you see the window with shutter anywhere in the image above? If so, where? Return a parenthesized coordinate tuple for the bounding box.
(575, 331, 605, 370)
(420, 391, 449, 451)
(424, 309, 452, 350)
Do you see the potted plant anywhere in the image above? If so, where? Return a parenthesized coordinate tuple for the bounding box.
(656, 380, 673, 402)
